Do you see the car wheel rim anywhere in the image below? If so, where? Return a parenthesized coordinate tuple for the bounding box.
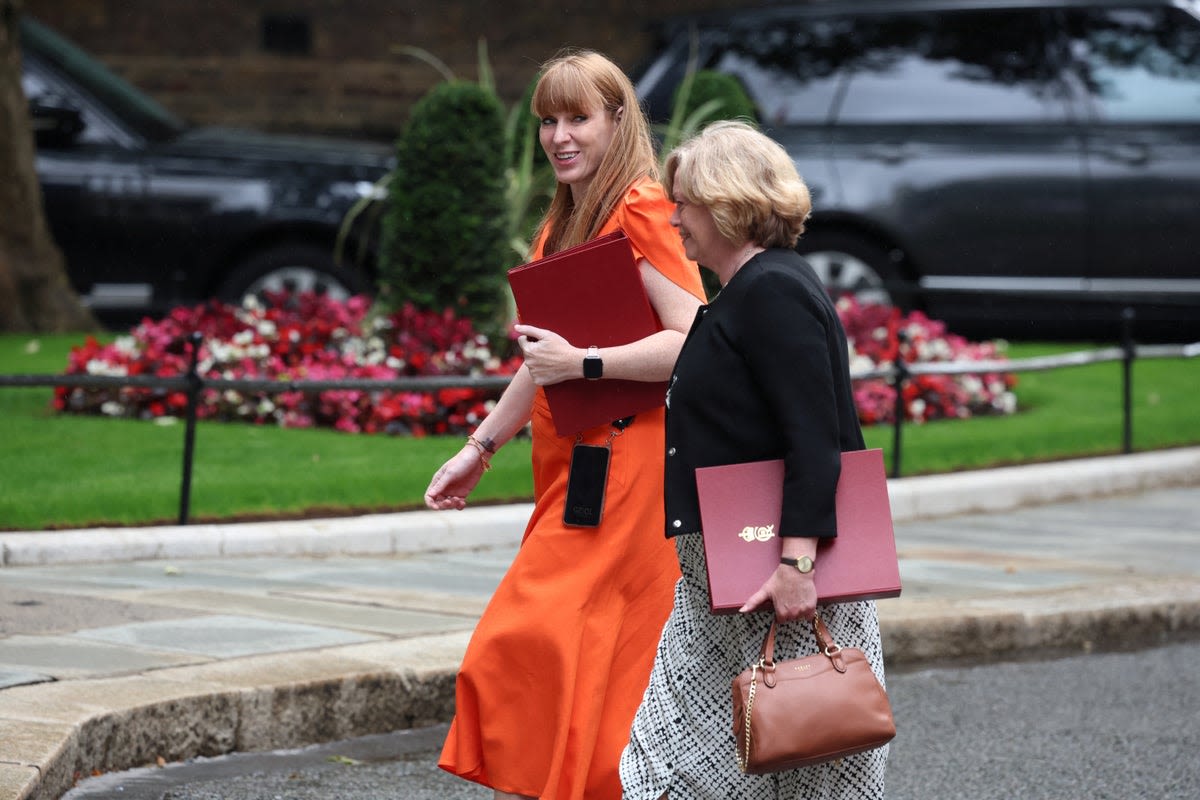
(244, 267, 353, 302)
(802, 250, 892, 307)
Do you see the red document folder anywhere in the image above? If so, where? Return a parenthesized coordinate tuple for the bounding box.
(695, 448, 901, 613)
(507, 230, 666, 437)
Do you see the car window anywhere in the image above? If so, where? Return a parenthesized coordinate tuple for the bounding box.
(22, 59, 123, 146)
(19, 16, 185, 143)
(704, 18, 852, 126)
(1064, 6, 1200, 122)
(835, 9, 1068, 123)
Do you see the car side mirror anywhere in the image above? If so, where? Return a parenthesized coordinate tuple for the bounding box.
(28, 94, 86, 148)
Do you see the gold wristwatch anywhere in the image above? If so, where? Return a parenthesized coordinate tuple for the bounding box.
(780, 555, 815, 574)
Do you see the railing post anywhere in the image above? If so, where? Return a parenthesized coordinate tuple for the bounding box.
(1120, 307, 1135, 454)
(890, 331, 909, 479)
(178, 331, 203, 525)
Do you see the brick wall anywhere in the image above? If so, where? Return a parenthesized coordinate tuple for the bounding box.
(26, 0, 766, 141)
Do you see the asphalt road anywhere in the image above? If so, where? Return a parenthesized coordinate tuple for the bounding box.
(62, 639, 1200, 800)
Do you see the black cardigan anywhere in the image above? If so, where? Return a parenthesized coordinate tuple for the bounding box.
(663, 248, 865, 538)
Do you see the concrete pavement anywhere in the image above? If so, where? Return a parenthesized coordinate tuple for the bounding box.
(2, 446, 1199, 800)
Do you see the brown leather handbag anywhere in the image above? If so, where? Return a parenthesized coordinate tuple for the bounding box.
(732, 616, 896, 774)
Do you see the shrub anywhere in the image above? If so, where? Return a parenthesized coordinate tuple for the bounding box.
(379, 81, 510, 337)
(674, 70, 758, 126)
(665, 70, 759, 299)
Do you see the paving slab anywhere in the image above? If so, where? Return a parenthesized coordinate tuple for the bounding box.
(71, 615, 379, 659)
(0, 636, 202, 680)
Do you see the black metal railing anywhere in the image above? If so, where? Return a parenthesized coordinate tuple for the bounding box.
(3, 318, 1197, 523)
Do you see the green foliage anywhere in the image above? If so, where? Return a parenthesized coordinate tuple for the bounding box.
(652, 33, 759, 300)
(674, 70, 758, 127)
(503, 74, 556, 262)
(379, 81, 510, 335)
(656, 25, 760, 159)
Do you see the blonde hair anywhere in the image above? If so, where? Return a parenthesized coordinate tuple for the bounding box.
(531, 50, 658, 254)
(664, 120, 811, 249)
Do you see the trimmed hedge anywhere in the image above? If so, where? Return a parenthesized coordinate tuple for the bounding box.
(379, 81, 510, 336)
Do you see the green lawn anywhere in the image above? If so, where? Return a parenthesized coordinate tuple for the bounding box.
(2, 333, 1197, 530)
(865, 341, 1200, 475)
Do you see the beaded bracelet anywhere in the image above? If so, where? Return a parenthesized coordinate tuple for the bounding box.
(466, 435, 493, 471)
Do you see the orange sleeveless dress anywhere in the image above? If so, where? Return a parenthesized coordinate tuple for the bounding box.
(439, 179, 705, 799)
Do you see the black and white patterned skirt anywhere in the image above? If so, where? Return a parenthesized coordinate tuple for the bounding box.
(620, 532, 888, 800)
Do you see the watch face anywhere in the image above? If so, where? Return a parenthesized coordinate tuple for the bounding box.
(583, 356, 603, 380)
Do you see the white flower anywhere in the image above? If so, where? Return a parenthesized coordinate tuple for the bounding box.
(208, 341, 231, 362)
(113, 336, 139, 356)
(849, 354, 875, 374)
(86, 359, 127, 376)
(257, 320, 277, 338)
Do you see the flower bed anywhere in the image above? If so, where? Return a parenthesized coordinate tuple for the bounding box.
(55, 293, 1016, 433)
(54, 293, 521, 435)
(839, 297, 1017, 425)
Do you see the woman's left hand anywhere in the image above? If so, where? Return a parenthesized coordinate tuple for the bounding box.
(740, 566, 818, 622)
(515, 323, 583, 386)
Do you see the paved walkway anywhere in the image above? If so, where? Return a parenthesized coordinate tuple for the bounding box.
(2, 447, 1199, 800)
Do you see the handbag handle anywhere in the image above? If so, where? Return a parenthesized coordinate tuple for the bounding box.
(757, 616, 848, 687)
(739, 615, 853, 771)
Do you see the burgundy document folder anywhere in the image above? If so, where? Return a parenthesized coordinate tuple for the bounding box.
(695, 448, 901, 613)
(507, 230, 666, 436)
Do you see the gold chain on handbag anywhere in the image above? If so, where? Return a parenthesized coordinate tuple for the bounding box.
(738, 660, 763, 773)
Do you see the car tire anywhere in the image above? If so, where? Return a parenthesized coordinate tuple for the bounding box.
(794, 232, 910, 309)
(218, 243, 373, 306)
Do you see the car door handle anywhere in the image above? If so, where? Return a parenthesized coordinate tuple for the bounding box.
(1104, 142, 1150, 166)
(863, 143, 914, 164)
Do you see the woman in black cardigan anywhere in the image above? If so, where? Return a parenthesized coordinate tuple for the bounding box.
(620, 121, 887, 800)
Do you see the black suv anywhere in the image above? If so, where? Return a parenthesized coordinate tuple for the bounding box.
(636, 0, 1200, 338)
(20, 17, 391, 325)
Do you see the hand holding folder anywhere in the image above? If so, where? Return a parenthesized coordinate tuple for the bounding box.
(507, 230, 667, 436)
(695, 448, 902, 614)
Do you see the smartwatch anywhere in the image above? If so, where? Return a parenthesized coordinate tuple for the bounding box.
(583, 346, 603, 380)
